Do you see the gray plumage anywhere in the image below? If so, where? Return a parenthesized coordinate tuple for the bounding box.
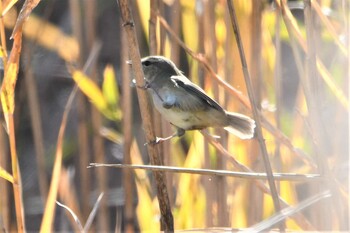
(140, 56, 255, 140)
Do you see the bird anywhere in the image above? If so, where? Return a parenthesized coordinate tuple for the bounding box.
(138, 55, 255, 144)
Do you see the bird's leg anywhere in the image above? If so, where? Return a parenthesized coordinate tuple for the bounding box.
(145, 128, 185, 145)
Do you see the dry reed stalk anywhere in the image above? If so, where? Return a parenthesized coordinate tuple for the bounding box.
(0, 123, 10, 231)
(121, 29, 135, 233)
(273, 2, 283, 228)
(0, 2, 9, 229)
(69, 0, 91, 220)
(117, 0, 174, 231)
(248, 0, 265, 227)
(40, 85, 78, 232)
(226, 0, 282, 219)
(89, 163, 321, 181)
(3, 29, 26, 233)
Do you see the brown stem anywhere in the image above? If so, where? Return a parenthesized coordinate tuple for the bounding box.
(226, 0, 282, 222)
(117, 0, 174, 231)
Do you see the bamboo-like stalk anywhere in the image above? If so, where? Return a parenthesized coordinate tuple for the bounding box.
(273, 0, 283, 217)
(149, 0, 158, 55)
(3, 29, 26, 233)
(226, 0, 282, 219)
(117, 0, 174, 231)
(248, 0, 265, 227)
(121, 29, 135, 233)
(0, 3, 10, 231)
(8, 115, 25, 233)
(148, 1, 167, 199)
(69, 0, 91, 221)
(0, 124, 10, 231)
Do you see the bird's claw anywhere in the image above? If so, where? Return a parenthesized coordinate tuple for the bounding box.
(144, 137, 164, 146)
(138, 82, 150, 90)
(131, 79, 150, 90)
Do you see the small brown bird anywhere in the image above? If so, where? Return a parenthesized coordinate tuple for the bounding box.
(139, 56, 255, 143)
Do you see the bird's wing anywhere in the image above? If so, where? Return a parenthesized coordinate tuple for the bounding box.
(170, 75, 224, 112)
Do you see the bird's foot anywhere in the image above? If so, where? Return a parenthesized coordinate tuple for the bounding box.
(144, 128, 185, 145)
(130, 79, 150, 90)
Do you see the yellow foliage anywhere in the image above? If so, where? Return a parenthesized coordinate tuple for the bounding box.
(72, 69, 121, 120)
(103, 65, 120, 109)
(2, 8, 79, 62)
(175, 132, 206, 228)
(230, 184, 248, 228)
(0, 166, 14, 183)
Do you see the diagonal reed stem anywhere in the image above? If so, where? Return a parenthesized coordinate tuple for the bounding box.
(226, 0, 282, 221)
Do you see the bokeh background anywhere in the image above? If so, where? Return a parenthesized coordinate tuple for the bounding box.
(0, 0, 348, 232)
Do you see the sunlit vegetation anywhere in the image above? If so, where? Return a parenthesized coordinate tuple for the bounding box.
(0, 0, 348, 232)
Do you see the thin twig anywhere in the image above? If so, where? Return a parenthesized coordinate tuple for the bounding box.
(88, 163, 321, 181)
(3, 28, 26, 233)
(56, 201, 84, 233)
(226, 0, 281, 216)
(245, 190, 331, 233)
(84, 193, 104, 232)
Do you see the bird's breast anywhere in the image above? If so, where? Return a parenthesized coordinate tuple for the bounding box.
(149, 88, 226, 130)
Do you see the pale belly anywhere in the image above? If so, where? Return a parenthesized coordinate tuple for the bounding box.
(156, 105, 205, 130)
(152, 94, 225, 130)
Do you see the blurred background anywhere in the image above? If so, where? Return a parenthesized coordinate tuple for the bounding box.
(0, 0, 348, 232)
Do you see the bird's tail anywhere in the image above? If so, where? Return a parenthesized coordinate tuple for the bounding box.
(224, 111, 255, 139)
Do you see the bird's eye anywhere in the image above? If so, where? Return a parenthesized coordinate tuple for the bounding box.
(143, 60, 152, 66)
